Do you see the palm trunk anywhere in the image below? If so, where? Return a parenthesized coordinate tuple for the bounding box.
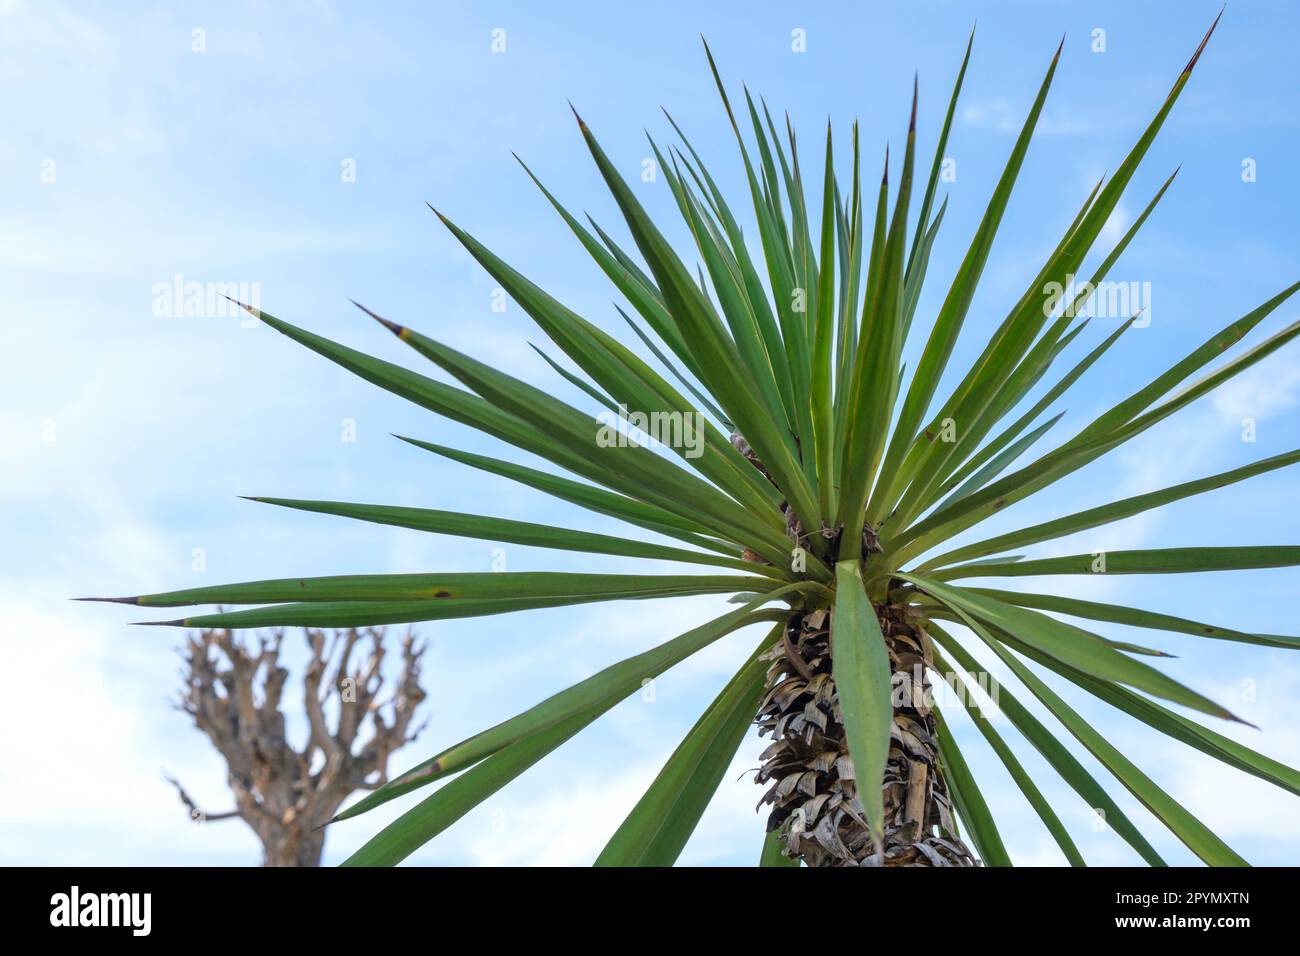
(733, 431, 976, 865)
(754, 598, 977, 867)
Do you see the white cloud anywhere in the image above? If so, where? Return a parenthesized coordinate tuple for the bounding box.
(960, 100, 1091, 137)
(0, 603, 140, 820)
(1211, 352, 1300, 423)
(1162, 665, 1300, 843)
(1100, 202, 1131, 247)
(463, 762, 657, 866)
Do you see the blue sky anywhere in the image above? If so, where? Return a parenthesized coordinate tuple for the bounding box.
(2, 0, 1299, 866)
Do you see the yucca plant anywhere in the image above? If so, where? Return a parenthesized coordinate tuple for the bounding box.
(88, 12, 1300, 867)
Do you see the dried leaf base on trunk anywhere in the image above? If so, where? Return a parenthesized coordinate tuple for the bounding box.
(755, 605, 977, 867)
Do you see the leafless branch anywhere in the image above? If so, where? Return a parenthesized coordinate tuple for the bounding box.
(175, 624, 427, 866)
(163, 773, 239, 822)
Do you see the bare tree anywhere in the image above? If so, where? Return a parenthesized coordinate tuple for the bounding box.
(168, 625, 427, 866)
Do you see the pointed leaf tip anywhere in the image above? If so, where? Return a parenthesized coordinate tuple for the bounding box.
(132, 619, 185, 627)
(73, 595, 140, 605)
(567, 100, 587, 131)
(349, 299, 405, 336)
(220, 293, 259, 317)
(1184, 7, 1223, 74)
(698, 33, 709, 56)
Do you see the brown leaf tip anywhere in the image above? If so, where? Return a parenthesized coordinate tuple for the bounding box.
(72, 595, 140, 605)
(350, 299, 405, 337)
(1183, 7, 1224, 75)
(568, 100, 588, 132)
(220, 293, 260, 317)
